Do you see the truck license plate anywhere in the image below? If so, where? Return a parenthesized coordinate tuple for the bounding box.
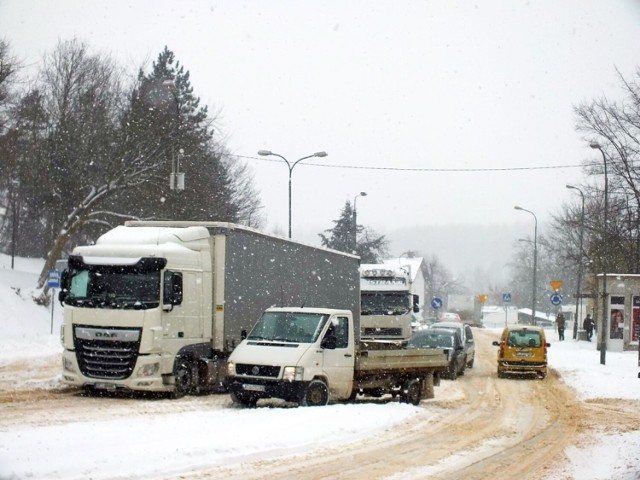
(94, 383, 117, 390)
(243, 384, 265, 392)
(515, 351, 532, 357)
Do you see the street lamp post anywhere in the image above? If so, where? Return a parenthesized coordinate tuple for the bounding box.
(566, 184, 585, 340)
(515, 206, 538, 325)
(257, 150, 328, 239)
(163, 79, 184, 192)
(590, 142, 608, 365)
(353, 192, 367, 251)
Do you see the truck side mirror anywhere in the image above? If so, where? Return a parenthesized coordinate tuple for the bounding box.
(163, 272, 183, 309)
(58, 270, 69, 305)
(413, 294, 420, 313)
(171, 274, 183, 305)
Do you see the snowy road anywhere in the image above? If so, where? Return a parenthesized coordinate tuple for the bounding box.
(1, 329, 639, 479)
(174, 329, 586, 480)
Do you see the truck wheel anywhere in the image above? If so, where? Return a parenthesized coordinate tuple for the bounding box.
(402, 379, 421, 405)
(230, 391, 258, 407)
(300, 379, 329, 407)
(173, 360, 194, 398)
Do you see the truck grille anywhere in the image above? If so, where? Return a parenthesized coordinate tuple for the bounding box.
(74, 329, 141, 380)
(235, 364, 280, 378)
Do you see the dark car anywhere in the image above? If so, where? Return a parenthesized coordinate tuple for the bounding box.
(407, 328, 466, 380)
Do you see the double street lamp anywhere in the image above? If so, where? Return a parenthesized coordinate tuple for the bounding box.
(590, 141, 608, 365)
(515, 206, 538, 325)
(257, 150, 328, 239)
(353, 192, 367, 251)
(566, 184, 585, 340)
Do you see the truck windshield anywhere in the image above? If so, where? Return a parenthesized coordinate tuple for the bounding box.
(361, 292, 411, 315)
(247, 311, 330, 343)
(65, 266, 161, 309)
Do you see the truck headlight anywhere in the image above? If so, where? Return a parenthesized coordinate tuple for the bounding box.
(283, 366, 303, 382)
(227, 361, 236, 376)
(137, 362, 159, 377)
(63, 356, 75, 373)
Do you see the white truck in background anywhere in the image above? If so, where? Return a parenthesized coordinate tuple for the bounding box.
(58, 222, 360, 397)
(226, 307, 449, 406)
(359, 264, 420, 341)
(446, 293, 484, 327)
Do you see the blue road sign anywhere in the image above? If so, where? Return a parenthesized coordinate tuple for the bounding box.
(47, 269, 61, 289)
(550, 292, 563, 305)
(502, 292, 512, 303)
(431, 297, 443, 309)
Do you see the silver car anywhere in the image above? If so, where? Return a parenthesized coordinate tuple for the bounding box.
(431, 321, 475, 368)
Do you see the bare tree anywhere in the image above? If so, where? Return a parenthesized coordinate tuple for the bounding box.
(422, 254, 464, 306)
(572, 67, 640, 273)
(22, 39, 165, 289)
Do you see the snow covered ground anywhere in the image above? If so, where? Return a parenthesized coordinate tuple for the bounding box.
(0, 255, 639, 479)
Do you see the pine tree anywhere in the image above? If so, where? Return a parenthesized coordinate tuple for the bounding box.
(319, 201, 388, 261)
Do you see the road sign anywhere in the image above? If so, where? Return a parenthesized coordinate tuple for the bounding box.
(431, 297, 443, 310)
(502, 292, 512, 303)
(47, 269, 61, 289)
(478, 294, 488, 304)
(573, 293, 596, 299)
(550, 292, 563, 305)
(550, 280, 563, 291)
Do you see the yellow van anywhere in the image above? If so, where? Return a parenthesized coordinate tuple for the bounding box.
(492, 325, 550, 379)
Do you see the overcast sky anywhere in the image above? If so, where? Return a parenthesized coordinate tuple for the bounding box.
(2, 0, 640, 245)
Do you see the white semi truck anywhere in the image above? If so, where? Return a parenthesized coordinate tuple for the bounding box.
(360, 264, 419, 341)
(226, 307, 449, 406)
(58, 222, 360, 397)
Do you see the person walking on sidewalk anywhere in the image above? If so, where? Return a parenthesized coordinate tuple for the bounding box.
(555, 312, 566, 341)
(583, 313, 595, 341)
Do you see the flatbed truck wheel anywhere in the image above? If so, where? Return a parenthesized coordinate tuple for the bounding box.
(402, 379, 422, 405)
(300, 379, 329, 407)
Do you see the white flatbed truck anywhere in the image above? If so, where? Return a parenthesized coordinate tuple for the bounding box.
(226, 307, 450, 406)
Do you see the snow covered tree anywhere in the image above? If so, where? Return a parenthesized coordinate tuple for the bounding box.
(0, 41, 262, 291)
(114, 46, 263, 224)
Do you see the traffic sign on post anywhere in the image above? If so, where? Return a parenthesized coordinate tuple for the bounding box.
(47, 269, 61, 289)
(478, 294, 488, 304)
(550, 292, 563, 305)
(502, 292, 512, 303)
(431, 297, 443, 310)
(550, 280, 563, 292)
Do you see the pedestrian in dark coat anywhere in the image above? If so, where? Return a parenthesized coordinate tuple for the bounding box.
(583, 314, 595, 341)
(556, 312, 566, 341)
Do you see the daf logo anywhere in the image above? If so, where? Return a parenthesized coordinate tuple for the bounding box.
(251, 366, 260, 375)
(95, 331, 117, 338)
(75, 327, 141, 342)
